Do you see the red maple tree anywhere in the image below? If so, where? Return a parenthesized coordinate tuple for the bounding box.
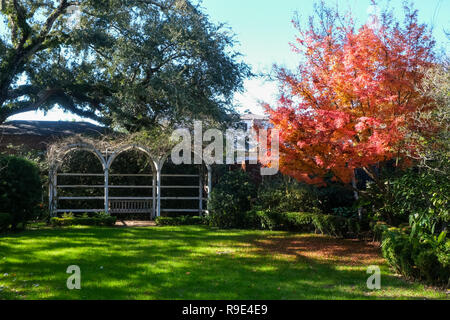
(265, 2, 436, 187)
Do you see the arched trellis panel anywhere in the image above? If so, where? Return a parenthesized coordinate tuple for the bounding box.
(48, 141, 213, 219)
(106, 145, 158, 219)
(49, 143, 107, 217)
(158, 157, 212, 216)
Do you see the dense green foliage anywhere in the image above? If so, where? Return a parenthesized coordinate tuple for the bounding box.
(256, 177, 356, 215)
(364, 167, 449, 231)
(0, 212, 12, 232)
(362, 165, 449, 288)
(363, 164, 449, 288)
(316, 183, 356, 216)
(207, 171, 362, 237)
(398, 170, 448, 236)
(0, 155, 42, 229)
(0, 0, 250, 128)
(382, 227, 449, 288)
(207, 170, 257, 228)
(256, 178, 320, 213)
(361, 63, 450, 288)
(155, 216, 204, 226)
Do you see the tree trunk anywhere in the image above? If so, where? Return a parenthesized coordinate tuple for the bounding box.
(352, 171, 362, 221)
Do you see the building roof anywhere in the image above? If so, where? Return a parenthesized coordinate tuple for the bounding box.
(240, 113, 269, 121)
(0, 120, 108, 137)
(1, 117, 269, 138)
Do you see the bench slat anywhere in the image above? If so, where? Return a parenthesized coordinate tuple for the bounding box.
(109, 199, 153, 214)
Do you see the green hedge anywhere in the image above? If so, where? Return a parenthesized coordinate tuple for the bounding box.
(155, 216, 205, 226)
(247, 210, 360, 238)
(253, 210, 280, 231)
(276, 212, 316, 232)
(50, 216, 117, 227)
(0, 213, 12, 232)
(312, 213, 360, 238)
(0, 155, 42, 229)
(382, 228, 449, 288)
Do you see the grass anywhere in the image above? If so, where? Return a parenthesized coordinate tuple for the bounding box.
(0, 225, 448, 300)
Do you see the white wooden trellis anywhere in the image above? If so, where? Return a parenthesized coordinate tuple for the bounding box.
(49, 143, 212, 219)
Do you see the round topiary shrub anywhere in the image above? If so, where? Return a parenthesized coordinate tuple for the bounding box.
(0, 155, 42, 229)
(207, 170, 257, 229)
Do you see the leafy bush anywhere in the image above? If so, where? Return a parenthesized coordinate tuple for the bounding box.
(0, 156, 42, 229)
(381, 228, 417, 277)
(436, 240, 450, 270)
(364, 167, 449, 231)
(0, 213, 12, 232)
(256, 178, 320, 213)
(381, 228, 449, 287)
(155, 216, 205, 226)
(50, 212, 116, 227)
(414, 248, 443, 284)
(207, 170, 257, 229)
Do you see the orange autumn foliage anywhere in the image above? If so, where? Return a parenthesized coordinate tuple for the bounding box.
(266, 3, 436, 185)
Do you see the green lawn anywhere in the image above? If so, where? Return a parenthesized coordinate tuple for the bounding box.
(0, 226, 447, 300)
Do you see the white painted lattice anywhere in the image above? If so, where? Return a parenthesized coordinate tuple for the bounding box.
(49, 144, 212, 219)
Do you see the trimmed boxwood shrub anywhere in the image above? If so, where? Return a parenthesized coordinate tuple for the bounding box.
(277, 212, 360, 237)
(253, 210, 281, 231)
(0, 155, 42, 229)
(278, 212, 316, 232)
(0, 213, 12, 232)
(155, 216, 205, 226)
(316, 214, 361, 238)
(247, 210, 360, 238)
(381, 228, 417, 277)
(381, 228, 449, 288)
(50, 216, 117, 227)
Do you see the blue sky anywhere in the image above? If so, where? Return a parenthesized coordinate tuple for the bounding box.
(7, 0, 450, 123)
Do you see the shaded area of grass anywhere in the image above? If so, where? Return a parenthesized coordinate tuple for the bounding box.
(0, 226, 447, 300)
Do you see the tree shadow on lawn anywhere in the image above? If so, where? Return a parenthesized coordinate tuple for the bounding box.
(0, 227, 444, 300)
(250, 234, 385, 266)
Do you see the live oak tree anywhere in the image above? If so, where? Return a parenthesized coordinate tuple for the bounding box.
(266, 1, 437, 190)
(0, 0, 250, 129)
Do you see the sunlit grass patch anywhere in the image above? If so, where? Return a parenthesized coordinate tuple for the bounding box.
(0, 226, 447, 300)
